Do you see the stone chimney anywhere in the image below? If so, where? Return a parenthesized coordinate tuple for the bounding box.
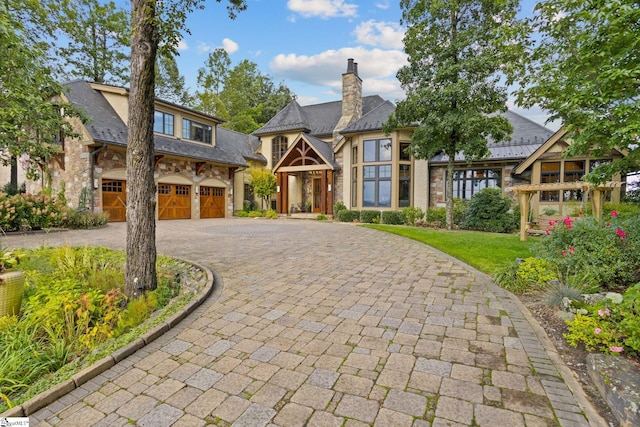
(333, 58, 363, 143)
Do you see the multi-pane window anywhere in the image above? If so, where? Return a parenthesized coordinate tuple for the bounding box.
(450, 169, 502, 200)
(363, 165, 391, 207)
(563, 161, 585, 201)
(272, 136, 288, 165)
(154, 111, 174, 135)
(351, 167, 358, 207)
(362, 139, 392, 207)
(182, 118, 212, 144)
(363, 139, 391, 162)
(399, 165, 411, 207)
(540, 162, 561, 201)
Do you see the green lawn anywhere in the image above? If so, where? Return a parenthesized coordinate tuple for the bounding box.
(363, 224, 537, 274)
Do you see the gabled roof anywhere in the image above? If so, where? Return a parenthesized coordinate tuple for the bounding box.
(512, 128, 567, 175)
(63, 80, 259, 167)
(340, 100, 396, 135)
(430, 110, 555, 164)
(273, 133, 339, 171)
(254, 95, 387, 138)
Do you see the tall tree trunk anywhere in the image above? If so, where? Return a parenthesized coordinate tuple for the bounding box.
(445, 142, 455, 230)
(125, 0, 159, 298)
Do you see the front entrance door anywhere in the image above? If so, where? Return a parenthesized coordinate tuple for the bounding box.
(102, 179, 126, 222)
(158, 184, 191, 220)
(313, 178, 321, 213)
(200, 186, 225, 218)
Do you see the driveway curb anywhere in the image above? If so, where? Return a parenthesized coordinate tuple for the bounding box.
(2, 259, 219, 418)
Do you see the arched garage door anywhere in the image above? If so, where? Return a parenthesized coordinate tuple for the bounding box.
(102, 179, 126, 222)
(200, 186, 225, 218)
(158, 184, 191, 220)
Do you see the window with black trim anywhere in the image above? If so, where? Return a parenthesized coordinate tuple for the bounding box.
(363, 165, 391, 207)
(363, 139, 391, 162)
(540, 162, 561, 201)
(400, 142, 411, 161)
(182, 118, 212, 144)
(352, 167, 358, 207)
(154, 111, 174, 135)
(450, 168, 502, 200)
(272, 136, 288, 164)
(399, 165, 411, 207)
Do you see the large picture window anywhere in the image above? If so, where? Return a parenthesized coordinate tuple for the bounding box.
(272, 136, 288, 165)
(450, 168, 502, 200)
(363, 139, 391, 162)
(363, 165, 391, 207)
(182, 118, 212, 144)
(563, 160, 585, 201)
(154, 111, 174, 135)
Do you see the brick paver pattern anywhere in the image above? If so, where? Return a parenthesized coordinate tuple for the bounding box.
(5, 219, 599, 426)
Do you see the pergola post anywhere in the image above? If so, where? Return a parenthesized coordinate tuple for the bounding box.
(518, 192, 531, 242)
(592, 189, 604, 221)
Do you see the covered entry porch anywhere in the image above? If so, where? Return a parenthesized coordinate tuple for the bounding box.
(273, 135, 338, 216)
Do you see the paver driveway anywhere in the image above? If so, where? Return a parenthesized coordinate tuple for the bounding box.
(3, 219, 604, 426)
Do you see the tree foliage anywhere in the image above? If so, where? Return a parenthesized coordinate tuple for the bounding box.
(515, 0, 640, 182)
(383, 0, 524, 229)
(0, 1, 81, 179)
(249, 168, 277, 209)
(196, 50, 293, 133)
(155, 53, 193, 105)
(56, 0, 130, 85)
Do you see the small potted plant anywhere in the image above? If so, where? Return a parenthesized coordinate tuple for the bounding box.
(0, 247, 25, 317)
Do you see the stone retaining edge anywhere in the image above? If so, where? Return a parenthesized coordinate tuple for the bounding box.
(2, 259, 218, 418)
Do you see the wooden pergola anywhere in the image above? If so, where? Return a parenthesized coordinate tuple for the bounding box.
(511, 181, 624, 241)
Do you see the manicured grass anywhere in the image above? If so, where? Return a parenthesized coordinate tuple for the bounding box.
(363, 224, 537, 274)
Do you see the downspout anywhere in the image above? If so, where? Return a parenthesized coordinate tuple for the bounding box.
(231, 166, 247, 216)
(90, 144, 106, 212)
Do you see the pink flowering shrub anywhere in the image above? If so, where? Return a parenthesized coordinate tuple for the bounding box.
(0, 192, 67, 231)
(532, 212, 640, 289)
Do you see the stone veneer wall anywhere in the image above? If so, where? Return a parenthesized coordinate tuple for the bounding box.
(27, 133, 92, 209)
(333, 150, 344, 204)
(94, 148, 233, 217)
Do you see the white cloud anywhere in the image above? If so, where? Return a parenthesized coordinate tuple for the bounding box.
(375, 1, 390, 10)
(353, 20, 405, 49)
(222, 38, 239, 54)
(196, 41, 214, 54)
(270, 47, 407, 103)
(195, 38, 239, 54)
(176, 39, 188, 51)
(287, 0, 358, 18)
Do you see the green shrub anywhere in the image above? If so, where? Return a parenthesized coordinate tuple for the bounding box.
(381, 210, 403, 225)
(337, 209, 360, 222)
(492, 262, 528, 294)
(401, 206, 425, 226)
(237, 210, 249, 217)
(316, 214, 328, 221)
(63, 209, 108, 229)
(360, 210, 380, 224)
(265, 209, 278, 219)
(425, 206, 446, 225)
(617, 282, 640, 353)
(334, 201, 347, 214)
(248, 210, 264, 218)
(461, 188, 517, 233)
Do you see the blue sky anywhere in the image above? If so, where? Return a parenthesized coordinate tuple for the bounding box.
(167, 0, 554, 128)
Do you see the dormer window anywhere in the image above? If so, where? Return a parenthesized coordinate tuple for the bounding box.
(183, 118, 212, 144)
(154, 110, 174, 135)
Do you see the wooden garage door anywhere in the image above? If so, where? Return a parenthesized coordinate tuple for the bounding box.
(200, 186, 225, 218)
(158, 184, 191, 220)
(102, 179, 126, 222)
